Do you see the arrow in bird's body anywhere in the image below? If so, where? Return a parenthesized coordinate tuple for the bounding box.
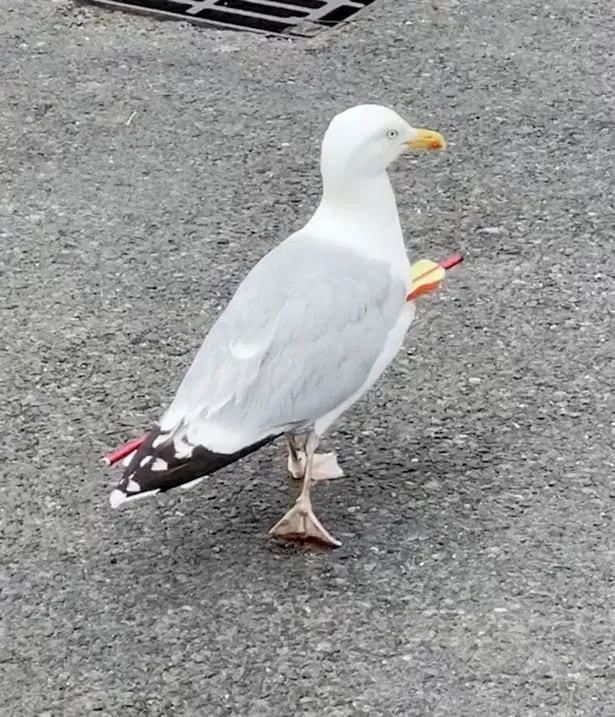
(406, 253, 463, 301)
(104, 254, 464, 467)
(103, 436, 146, 467)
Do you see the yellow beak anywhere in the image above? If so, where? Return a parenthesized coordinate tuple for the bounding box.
(406, 129, 446, 151)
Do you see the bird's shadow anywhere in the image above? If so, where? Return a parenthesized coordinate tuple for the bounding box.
(101, 424, 501, 599)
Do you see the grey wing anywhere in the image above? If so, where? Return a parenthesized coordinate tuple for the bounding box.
(159, 233, 407, 453)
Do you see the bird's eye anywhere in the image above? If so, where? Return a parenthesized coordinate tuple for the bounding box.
(386, 129, 399, 140)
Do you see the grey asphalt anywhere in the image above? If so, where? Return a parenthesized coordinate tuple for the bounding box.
(1, 0, 614, 715)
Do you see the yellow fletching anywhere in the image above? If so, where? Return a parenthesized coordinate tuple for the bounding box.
(410, 259, 445, 283)
(406, 254, 462, 301)
(409, 259, 445, 292)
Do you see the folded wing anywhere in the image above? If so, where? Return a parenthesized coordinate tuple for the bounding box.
(111, 233, 407, 502)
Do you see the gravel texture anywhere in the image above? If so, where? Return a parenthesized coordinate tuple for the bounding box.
(1, 0, 614, 714)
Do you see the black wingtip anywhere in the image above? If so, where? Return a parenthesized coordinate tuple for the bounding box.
(109, 425, 278, 505)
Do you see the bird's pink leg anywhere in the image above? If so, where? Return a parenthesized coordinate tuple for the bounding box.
(285, 435, 344, 482)
(270, 433, 341, 548)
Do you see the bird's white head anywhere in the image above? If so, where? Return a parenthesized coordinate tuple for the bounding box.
(320, 104, 446, 181)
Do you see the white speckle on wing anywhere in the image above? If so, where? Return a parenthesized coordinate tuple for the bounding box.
(229, 340, 260, 360)
(181, 477, 205, 491)
(174, 435, 193, 459)
(109, 489, 127, 509)
(126, 479, 141, 492)
(152, 433, 167, 448)
(151, 458, 168, 472)
(140, 456, 152, 467)
(121, 450, 137, 468)
(109, 488, 160, 509)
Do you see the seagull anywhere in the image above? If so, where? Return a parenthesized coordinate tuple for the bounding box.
(109, 104, 446, 547)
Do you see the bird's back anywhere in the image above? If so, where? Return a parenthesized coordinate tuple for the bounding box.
(160, 232, 407, 452)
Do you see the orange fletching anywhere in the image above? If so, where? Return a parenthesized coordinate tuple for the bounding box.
(406, 254, 463, 302)
(407, 280, 441, 301)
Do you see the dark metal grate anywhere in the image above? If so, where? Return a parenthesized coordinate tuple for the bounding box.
(82, 0, 379, 37)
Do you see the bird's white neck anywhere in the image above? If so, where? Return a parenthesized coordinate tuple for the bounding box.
(304, 169, 409, 278)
